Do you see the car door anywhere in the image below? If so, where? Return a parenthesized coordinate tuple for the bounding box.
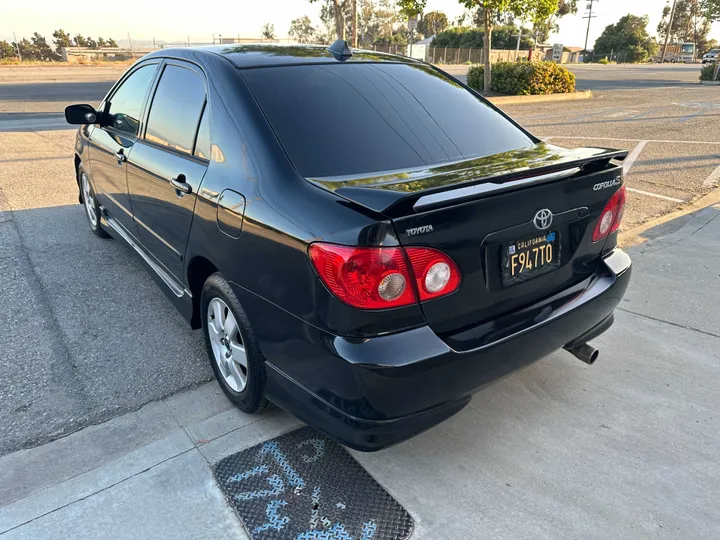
(125, 61, 209, 281)
(87, 62, 159, 234)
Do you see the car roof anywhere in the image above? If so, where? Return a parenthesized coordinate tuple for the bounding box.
(144, 44, 424, 69)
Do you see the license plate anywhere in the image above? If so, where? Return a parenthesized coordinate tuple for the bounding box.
(502, 231, 559, 284)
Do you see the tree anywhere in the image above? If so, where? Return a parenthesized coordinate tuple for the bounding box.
(459, 0, 559, 92)
(52, 29, 73, 55)
(311, 0, 352, 40)
(700, 37, 718, 55)
(432, 25, 534, 48)
(659, 1, 707, 42)
(658, 0, 713, 59)
(595, 14, 658, 63)
(261, 23, 276, 40)
(534, 0, 577, 43)
(397, 0, 426, 18)
(419, 11, 449, 35)
(16, 38, 35, 60)
(0, 40, 17, 59)
(97, 37, 107, 48)
(357, 0, 399, 45)
(107, 38, 119, 47)
(701, 0, 720, 20)
(289, 16, 318, 43)
(31, 32, 60, 60)
(73, 34, 88, 47)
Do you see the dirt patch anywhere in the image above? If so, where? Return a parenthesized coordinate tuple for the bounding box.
(0, 65, 130, 84)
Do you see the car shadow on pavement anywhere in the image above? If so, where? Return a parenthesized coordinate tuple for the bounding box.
(0, 203, 212, 457)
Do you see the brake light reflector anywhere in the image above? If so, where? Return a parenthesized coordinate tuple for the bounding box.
(308, 243, 462, 309)
(592, 186, 626, 242)
(308, 244, 416, 309)
(405, 247, 462, 301)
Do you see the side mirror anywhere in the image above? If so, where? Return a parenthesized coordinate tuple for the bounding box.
(65, 104, 99, 125)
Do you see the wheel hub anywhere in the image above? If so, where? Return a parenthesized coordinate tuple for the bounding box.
(207, 297, 248, 393)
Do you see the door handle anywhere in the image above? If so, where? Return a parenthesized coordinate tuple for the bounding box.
(171, 175, 192, 195)
(114, 149, 126, 164)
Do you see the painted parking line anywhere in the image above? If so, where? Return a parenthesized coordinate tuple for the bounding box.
(623, 140, 648, 175)
(626, 187, 685, 203)
(544, 136, 690, 204)
(703, 164, 720, 188)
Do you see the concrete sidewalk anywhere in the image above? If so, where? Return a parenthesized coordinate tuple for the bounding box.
(2, 205, 719, 539)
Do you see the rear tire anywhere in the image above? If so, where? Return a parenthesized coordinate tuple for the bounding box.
(201, 273, 269, 414)
(78, 165, 110, 238)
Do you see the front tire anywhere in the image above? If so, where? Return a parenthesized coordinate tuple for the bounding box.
(201, 273, 269, 413)
(79, 165, 109, 238)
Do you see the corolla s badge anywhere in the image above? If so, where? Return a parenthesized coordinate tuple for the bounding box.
(593, 176, 622, 191)
(533, 209, 553, 230)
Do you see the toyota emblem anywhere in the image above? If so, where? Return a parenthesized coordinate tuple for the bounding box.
(533, 209, 553, 230)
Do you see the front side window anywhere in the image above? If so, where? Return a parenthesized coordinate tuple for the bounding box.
(145, 65, 206, 155)
(106, 64, 157, 135)
(241, 63, 534, 178)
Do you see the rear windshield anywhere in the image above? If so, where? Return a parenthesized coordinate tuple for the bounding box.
(241, 63, 534, 178)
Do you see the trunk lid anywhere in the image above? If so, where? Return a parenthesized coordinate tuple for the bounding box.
(310, 143, 628, 345)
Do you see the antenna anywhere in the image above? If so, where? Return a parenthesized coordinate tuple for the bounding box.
(328, 39, 353, 61)
(583, 0, 599, 52)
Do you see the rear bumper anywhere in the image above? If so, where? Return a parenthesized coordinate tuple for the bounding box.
(235, 249, 631, 451)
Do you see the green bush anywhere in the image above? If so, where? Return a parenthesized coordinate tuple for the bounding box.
(466, 64, 485, 90)
(700, 63, 718, 81)
(597, 58, 610, 64)
(466, 61, 576, 95)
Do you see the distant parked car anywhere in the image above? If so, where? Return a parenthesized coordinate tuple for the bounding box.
(702, 49, 720, 64)
(65, 41, 631, 451)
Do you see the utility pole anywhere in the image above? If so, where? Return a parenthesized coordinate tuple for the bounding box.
(13, 32, 22, 62)
(661, 0, 678, 63)
(351, 0, 358, 47)
(583, 0, 598, 52)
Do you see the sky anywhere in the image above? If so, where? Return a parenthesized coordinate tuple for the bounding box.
(2, 0, 718, 48)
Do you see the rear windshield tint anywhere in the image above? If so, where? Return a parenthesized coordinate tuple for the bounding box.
(241, 63, 534, 178)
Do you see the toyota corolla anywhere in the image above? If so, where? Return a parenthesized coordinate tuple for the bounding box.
(65, 41, 631, 451)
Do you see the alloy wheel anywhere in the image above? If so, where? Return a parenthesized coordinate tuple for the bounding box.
(207, 297, 248, 392)
(81, 172, 98, 227)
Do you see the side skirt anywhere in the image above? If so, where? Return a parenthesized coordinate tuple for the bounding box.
(100, 208, 195, 325)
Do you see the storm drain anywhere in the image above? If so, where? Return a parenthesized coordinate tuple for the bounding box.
(214, 426, 414, 540)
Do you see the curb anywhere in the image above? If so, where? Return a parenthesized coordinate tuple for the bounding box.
(487, 90, 593, 105)
(619, 185, 720, 247)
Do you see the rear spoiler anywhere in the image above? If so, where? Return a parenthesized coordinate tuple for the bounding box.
(308, 145, 628, 216)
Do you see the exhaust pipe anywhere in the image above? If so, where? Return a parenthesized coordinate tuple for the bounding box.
(565, 343, 599, 365)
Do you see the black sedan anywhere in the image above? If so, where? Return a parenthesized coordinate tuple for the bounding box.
(66, 41, 631, 451)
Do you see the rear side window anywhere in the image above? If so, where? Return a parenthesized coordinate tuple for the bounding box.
(107, 64, 157, 135)
(145, 65, 206, 154)
(194, 106, 211, 160)
(242, 63, 533, 178)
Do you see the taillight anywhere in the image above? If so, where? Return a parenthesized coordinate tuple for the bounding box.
(308, 243, 461, 310)
(405, 247, 462, 301)
(308, 244, 416, 309)
(592, 186, 626, 242)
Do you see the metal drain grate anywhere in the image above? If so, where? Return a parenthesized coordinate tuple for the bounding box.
(214, 426, 414, 540)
